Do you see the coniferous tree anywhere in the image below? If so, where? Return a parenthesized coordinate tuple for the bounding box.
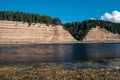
(63, 20, 120, 41)
(0, 10, 61, 25)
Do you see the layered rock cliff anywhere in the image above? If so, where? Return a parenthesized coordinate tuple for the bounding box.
(0, 20, 76, 43)
(83, 26, 120, 42)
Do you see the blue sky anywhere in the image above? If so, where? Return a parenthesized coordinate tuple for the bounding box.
(0, 0, 120, 23)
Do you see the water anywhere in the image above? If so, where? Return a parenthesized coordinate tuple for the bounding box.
(0, 43, 120, 68)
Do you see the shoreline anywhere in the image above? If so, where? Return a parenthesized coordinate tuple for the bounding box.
(0, 63, 119, 80)
(0, 41, 120, 44)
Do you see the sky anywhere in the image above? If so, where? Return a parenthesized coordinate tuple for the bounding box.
(0, 0, 120, 23)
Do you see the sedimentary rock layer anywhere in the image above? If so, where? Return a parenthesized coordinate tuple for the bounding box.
(83, 26, 120, 42)
(0, 20, 76, 43)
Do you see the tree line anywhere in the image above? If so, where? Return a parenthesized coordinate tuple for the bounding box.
(0, 10, 120, 41)
(63, 20, 120, 41)
(0, 11, 61, 25)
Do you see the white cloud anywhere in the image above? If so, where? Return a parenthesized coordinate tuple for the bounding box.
(100, 10, 120, 23)
(89, 18, 95, 20)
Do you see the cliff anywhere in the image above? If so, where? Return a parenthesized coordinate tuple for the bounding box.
(0, 20, 76, 43)
(83, 26, 120, 42)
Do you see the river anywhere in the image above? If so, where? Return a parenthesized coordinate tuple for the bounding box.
(0, 43, 120, 69)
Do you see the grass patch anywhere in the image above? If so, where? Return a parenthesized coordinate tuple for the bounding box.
(0, 63, 119, 80)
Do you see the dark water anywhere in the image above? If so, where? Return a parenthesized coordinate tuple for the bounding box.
(0, 43, 120, 68)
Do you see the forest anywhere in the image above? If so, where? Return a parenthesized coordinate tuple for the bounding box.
(63, 20, 120, 40)
(0, 11, 61, 25)
(0, 11, 120, 41)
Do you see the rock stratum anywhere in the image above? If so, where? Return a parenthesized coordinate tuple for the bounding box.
(0, 20, 76, 43)
(0, 20, 120, 43)
(83, 26, 120, 42)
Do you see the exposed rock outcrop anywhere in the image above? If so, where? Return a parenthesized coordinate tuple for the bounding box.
(0, 20, 76, 43)
(83, 26, 120, 42)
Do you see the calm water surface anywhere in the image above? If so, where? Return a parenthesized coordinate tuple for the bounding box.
(0, 43, 120, 68)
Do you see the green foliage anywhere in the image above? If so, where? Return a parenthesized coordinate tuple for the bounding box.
(0, 10, 61, 25)
(63, 20, 120, 41)
(1, 10, 120, 41)
(52, 18, 61, 25)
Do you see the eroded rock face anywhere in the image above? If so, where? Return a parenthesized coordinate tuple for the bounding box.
(0, 20, 76, 43)
(83, 26, 120, 42)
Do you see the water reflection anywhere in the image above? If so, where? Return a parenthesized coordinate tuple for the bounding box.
(85, 43, 120, 60)
(0, 43, 120, 65)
